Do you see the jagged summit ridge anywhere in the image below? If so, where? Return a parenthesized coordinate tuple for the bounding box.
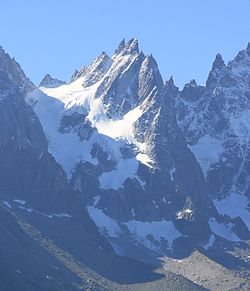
(122, 37, 139, 55)
(70, 38, 140, 85)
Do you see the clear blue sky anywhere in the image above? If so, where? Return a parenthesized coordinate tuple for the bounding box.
(1, 0, 250, 88)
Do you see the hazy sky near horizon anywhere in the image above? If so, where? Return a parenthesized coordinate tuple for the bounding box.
(1, 0, 250, 88)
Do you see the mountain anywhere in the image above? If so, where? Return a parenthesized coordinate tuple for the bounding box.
(28, 39, 213, 261)
(0, 40, 249, 290)
(0, 45, 209, 290)
(26, 38, 248, 264)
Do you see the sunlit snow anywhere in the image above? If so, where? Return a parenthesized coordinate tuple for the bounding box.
(87, 206, 181, 251)
(214, 193, 250, 228)
(99, 158, 138, 189)
(209, 218, 240, 242)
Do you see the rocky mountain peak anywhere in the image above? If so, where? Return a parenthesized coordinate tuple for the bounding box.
(71, 52, 112, 85)
(188, 79, 197, 87)
(70, 66, 87, 82)
(90, 51, 111, 68)
(0, 47, 47, 156)
(0, 45, 5, 54)
(82, 51, 113, 87)
(222, 44, 250, 89)
(145, 54, 158, 68)
(165, 76, 178, 95)
(232, 43, 250, 63)
(180, 79, 205, 103)
(167, 75, 174, 86)
(127, 37, 139, 53)
(119, 38, 139, 56)
(206, 53, 226, 88)
(0, 46, 34, 94)
(247, 42, 250, 54)
(211, 53, 225, 71)
(39, 74, 66, 88)
(114, 38, 126, 54)
(138, 54, 163, 98)
(182, 79, 198, 93)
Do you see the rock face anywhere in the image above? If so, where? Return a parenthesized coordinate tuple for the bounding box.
(39, 73, 66, 88)
(133, 79, 211, 241)
(0, 48, 67, 212)
(175, 44, 250, 239)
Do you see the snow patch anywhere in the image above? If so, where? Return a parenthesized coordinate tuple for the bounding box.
(214, 193, 250, 228)
(203, 234, 215, 250)
(18, 205, 33, 213)
(87, 206, 181, 251)
(13, 199, 26, 205)
(93, 195, 101, 206)
(169, 167, 176, 181)
(87, 206, 121, 238)
(136, 153, 153, 168)
(190, 135, 224, 176)
(2, 201, 11, 209)
(52, 213, 71, 218)
(127, 219, 181, 250)
(14, 201, 71, 219)
(96, 106, 142, 140)
(176, 209, 192, 219)
(99, 158, 138, 189)
(209, 218, 241, 242)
